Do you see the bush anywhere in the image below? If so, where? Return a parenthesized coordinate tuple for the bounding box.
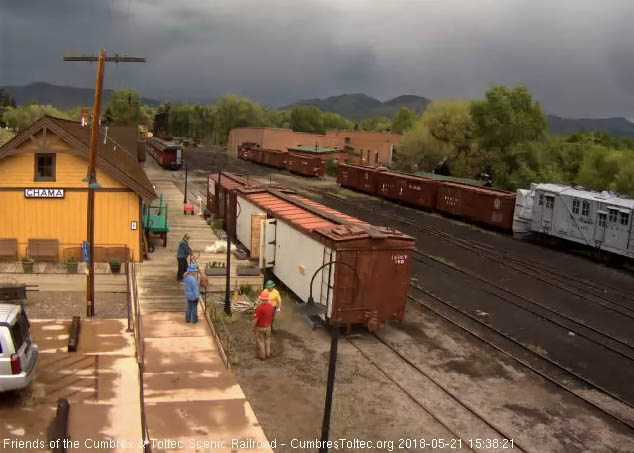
(326, 158, 338, 177)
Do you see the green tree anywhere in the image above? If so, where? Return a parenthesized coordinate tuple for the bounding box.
(391, 107, 417, 134)
(290, 105, 324, 134)
(396, 123, 450, 172)
(104, 89, 148, 126)
(359, 116, 392, 131)
(0, 89, 16, 121)
(322, 112, 354, 131)
(2, 104, 69, 132)
(470, 85, 547, 186)
(214, 94, 265, 143)
(263, 109, 291, 129)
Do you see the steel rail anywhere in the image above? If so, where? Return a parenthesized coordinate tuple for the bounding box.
(407, 285, 634, 430)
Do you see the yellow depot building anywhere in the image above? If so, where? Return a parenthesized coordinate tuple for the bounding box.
(0, 115, 155, 262)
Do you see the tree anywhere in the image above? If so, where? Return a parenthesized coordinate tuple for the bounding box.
(470, 85, 547, 186)
(0, 89, 16, 122)
(359, 116, 392, 131)
(104, 89, 148, 126)
(396, 123, 450, 173)
(391, 107, 417, 134)
(2, 104, 69, 132)
(321, 112, 354, 131)
(264, 109, 291, 129)
(290, 105, 324, 134)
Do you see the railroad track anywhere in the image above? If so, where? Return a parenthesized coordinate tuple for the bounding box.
(320, 191, 634, 319)
(406, 286, 634, 431)
(413, 249, 634, 359)
(346, 335, 527, 453)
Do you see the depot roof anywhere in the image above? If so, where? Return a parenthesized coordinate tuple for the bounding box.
(0, 115, 156, 201)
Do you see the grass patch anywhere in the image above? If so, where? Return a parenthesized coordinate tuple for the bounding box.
(337, 188, 369, 198)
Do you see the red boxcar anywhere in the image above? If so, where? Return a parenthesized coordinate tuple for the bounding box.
(285, 153, 326, 177)
(336, 163, 385, 194)
(259, 148, 287, 169)
(435, 183, 516, 231)
(146, 137, 182, 170)
(377, 171, 438, 210)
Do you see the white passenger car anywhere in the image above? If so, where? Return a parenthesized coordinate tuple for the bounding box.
(513, 183, 634, 259)
(0, 304, 38, 392)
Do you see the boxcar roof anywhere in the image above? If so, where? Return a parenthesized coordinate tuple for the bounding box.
(208, 172, 249, 190)
(0, 116, 156, 201)
(535, 183, 634, 209)
(241, 189, 413, 244)
(441, 181, 515, 197)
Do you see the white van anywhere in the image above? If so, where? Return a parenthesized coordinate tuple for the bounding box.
(0, 304, 38, 392)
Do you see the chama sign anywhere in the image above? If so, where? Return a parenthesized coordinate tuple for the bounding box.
(24, 188, 65, 198)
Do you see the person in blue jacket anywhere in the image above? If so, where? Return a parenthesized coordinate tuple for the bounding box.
(176, 234, 192, 281)
(184, 263, 200, 323)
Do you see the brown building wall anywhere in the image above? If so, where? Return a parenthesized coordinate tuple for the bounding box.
(227, 127, 401, 166)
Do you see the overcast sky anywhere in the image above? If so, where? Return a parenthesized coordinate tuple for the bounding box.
(1, 0, 633, 118)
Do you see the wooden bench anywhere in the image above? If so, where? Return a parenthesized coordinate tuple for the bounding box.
(27, 239, 60, 262)
(0, 238, 18, 261)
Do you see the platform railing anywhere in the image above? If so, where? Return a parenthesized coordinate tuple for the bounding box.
(128, 261, 152, 452)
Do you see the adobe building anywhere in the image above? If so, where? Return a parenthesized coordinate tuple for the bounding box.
(0, 115, 155, 262)
(227, 127, 401, 166)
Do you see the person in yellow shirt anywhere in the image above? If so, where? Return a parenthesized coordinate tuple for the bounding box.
(264, 280, 281, 330)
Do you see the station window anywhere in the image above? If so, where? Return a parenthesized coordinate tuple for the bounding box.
(545, 196, 554, 209)
(34, 153, 56, 182)
(582, 201, 590, 217)
(608, 209, 618, 223)
(620, 212, 630, 226)
(572, 199, 580, 214)
(538, 194, 544, 206)
(598, 213, 606, 227)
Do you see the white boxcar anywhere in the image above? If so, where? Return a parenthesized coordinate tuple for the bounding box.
(515, 183, 634, 259)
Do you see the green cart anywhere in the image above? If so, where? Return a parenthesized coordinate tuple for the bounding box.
(142, 194, 169, 252)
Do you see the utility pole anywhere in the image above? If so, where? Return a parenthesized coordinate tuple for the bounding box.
(64, 50, 146, 317)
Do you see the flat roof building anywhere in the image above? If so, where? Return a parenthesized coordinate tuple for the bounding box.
(227, 127, 401, 166)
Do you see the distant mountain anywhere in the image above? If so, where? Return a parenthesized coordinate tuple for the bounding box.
(0, 82, 161, 109)
(284, 93, 431, 122)
(547, 115, 634, 138)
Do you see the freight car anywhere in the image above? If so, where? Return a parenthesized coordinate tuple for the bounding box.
(236, 186, 415, 331)
(146, 137, 183, 170)
(285, 153, 326, 177)
(208, 172, 415, 331)
(336, 162, 386, 193)
(377, 171, 438, 210)
(513, 184, 634, 260)
(259, 148, 287, 169)
(435, 182, 516, 231)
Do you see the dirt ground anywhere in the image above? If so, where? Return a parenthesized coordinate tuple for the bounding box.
(25, 291, 128, 319)
(220, 292, 634, 453)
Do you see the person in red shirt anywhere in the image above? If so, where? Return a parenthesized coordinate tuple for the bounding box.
(252, 290, 274, 359)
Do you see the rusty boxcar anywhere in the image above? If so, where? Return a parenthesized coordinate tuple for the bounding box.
(285, 153, 326, 177)
(435, 182, 516, 230)
(377, 171, 438, 210)
(232, 185, 415, 331)
(146, 137, 182, 170)
(336, 162, 386, 194)
(257, 148, 287, 169)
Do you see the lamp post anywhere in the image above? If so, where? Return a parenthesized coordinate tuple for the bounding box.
(306, 260, 360, 453)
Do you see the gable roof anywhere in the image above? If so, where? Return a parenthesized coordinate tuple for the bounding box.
(0, 116, 156, 201)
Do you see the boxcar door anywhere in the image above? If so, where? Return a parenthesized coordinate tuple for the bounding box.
(594, 210, 606, 246)
(540, 193, 555, 232)
(261, 218, 277, 268)
(250, 213, 267, 259)
(604, 208, 630, 251)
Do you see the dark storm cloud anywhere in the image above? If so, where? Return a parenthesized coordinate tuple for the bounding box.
(1, 0, 634, 118)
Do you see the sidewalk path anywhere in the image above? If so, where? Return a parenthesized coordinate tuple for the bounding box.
(138, 160, 272, 452)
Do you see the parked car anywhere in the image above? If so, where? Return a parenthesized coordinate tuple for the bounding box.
(0, 304, 38, 392)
